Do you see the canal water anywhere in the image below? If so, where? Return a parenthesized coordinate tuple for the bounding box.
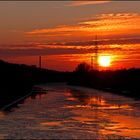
(0, 83, 140, 139)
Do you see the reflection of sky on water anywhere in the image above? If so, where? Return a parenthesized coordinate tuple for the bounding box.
(0, 84, 140, 139)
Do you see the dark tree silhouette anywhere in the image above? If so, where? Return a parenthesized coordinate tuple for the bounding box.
(69, 62, 140, 99)
(75, 62, 91, 74)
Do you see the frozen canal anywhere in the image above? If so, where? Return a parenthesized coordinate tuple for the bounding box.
(0, 83, 140, 139)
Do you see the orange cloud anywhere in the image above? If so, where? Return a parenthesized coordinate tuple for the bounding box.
(81, 13, 140, 31)
(67, 1, 110, 7)
(27, 26, 86, 34)
(26, 13, 140, 42)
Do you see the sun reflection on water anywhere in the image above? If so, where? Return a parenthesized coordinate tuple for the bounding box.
(0, 112, 5, 119)
(63, 88, 140, 138)
(41, 121, 61, 126)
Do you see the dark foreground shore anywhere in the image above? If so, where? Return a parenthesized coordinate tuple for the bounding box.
(0, 60, 69, 109)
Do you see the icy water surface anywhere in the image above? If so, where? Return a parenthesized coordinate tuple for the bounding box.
(0, 83, 140, 139)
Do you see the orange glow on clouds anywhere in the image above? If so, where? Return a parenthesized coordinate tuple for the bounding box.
(67, 1, 109, 7)
(26, 13, 140, 42)
(1, 43, 140, 71)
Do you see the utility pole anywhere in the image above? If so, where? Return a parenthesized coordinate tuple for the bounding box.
(91, 55, 93, 70)
(39, 56, 42, 68)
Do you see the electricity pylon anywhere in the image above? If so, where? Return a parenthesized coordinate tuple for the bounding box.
(91, 35, 99, 70)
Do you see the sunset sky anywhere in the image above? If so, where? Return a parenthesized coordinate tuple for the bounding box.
(0, 1, 140, 71)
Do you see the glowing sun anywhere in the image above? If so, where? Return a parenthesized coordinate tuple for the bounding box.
(98, 56, 111, 67)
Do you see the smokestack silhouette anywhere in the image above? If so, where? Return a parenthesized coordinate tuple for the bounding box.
(39, 56, 41, 68)
(91, 56, 93, 70)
